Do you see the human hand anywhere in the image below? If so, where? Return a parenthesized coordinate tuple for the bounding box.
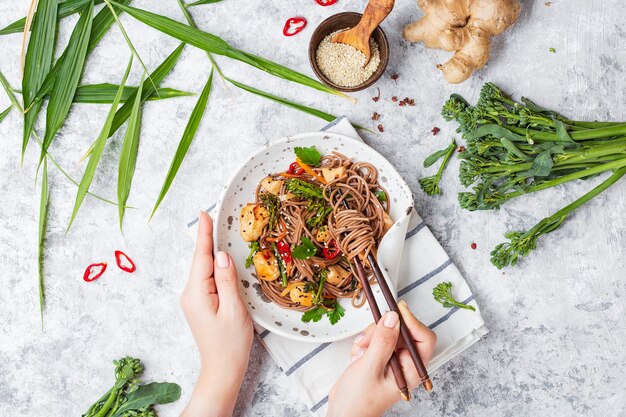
(326, 301, 437, 417)
(180, 212, 253, 417)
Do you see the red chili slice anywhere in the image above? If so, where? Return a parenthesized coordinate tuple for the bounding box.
(315, 0, 337, 6)
(283, 17, 307, 37)
(322, 240, 341, 260)
(287, 161, 304, 175)
(114, 250, 136, 273)
(276, 240, 293, 264)
(83, 262, 108, 282)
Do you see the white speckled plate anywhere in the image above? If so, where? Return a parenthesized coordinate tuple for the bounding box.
(215, 132, 413, 343)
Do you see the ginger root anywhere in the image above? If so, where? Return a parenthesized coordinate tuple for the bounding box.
(403, 0, 520, 83)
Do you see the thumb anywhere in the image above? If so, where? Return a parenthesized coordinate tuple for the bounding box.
(362, 311, 400, 375)
(213, 251, 242, 310)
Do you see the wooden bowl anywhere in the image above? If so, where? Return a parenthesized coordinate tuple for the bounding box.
(309, 12, 389, 93)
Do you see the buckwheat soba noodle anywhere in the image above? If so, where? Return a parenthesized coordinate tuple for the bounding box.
(239, 146, 393, 325)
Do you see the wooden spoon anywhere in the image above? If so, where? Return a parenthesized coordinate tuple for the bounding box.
(331, 0, 395, 66)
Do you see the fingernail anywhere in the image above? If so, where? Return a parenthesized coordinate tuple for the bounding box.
(354, 332, 365, 344)
(384, 311, 399, 328)
(351, 348, 365, 363)
(216, 251, 230, 268)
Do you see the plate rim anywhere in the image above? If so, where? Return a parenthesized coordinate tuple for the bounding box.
(215, 130, 412, 343)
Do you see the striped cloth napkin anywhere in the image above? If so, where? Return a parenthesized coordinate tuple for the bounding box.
(187, 117, 488, 416)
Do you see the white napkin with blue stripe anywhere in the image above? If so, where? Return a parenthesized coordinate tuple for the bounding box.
(187, 117, 488, 416)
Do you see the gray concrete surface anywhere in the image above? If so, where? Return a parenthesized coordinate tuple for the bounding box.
(1, 0, 624, 416)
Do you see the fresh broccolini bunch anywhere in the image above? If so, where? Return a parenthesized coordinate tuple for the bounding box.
(82, 357, 181, 417)
(441, 82, 626, 268)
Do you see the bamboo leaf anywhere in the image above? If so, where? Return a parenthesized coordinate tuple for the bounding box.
(74, 84, 192, 103)
(103, 1, 158, 94)
(110, 43, 185, 136)
(187, 0, 223, 6)
(22, 0, 58, 160)
(109, 2, 352, 101)
(150, 69, 213, 220)
(38, 157, 49, 329)
(68, 57, 132, 232)
(225, 77, 365, 130)
(81, 43, 185, 160)
(117, 74, 143, 230)
(33, 0, 132, 103)
(0, 0, 104, 36)
(40, 0, 94, 167)
(0, 69, 122, 207)
(0, 105, 12, 123)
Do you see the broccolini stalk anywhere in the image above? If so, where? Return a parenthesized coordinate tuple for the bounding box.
(85, 357, 143, 417)
(286, 178, 324, 200)
(491, 166, 626, 268)
(419, 140, 456, 196)
(432, 282, 475, 311)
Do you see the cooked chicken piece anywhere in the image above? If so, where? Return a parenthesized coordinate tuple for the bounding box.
(383, 211, 394, 233)
(253, 250, 280, 281)
(321, 166, 346, 183)
(240, 204, 270, 242)
(279, 193, 296, 202)
(316, 226, 331, 243)
(260, 177, 283, 195)
(326, 265, 350, 285)
(289, 284, 313, 306)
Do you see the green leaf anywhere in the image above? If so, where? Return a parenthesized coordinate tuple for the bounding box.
(245, 241, 260, 268)
(0, 105, 12, 124)
(301, 306, 325, 323)
(375, 191, 387, 202)
(187, 0, 223, 6)
(81, 43, 186, 160)
(291, 236, 317, 260)
(110, 43, 185, 137)
(423, 147, 450, 168)
(327, 301, 345, 325)
(110, 382, 182, 417)
(554, 120, 580, 148)
(0, 70, 122, 207)
(0, 0, 104, 36)
(150, 69, 213, 220)
(465, 124, 526, 143)
(74, 84, 192, 103)
(224, 77, 364, 128)
(33, 0, 132, 103)
(67, 56, 132, 232)
(117, 74, 143, 230)
(519, 150, 555, 178)
(294, 146, 322, 166)
(22, 0, 58, 161)
(109, 1, 351, 101)
(38, 158, 49, 329)
(40, 0, 94, 167)
(500, 137, 530, 160)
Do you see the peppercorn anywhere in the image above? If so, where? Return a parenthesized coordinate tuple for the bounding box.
(471, 242, 477, 250)
(457, 146, 467, 153)
(431, 127, 440, 135)
(372, 112, 380, 121)
(377, 124, 384, 132)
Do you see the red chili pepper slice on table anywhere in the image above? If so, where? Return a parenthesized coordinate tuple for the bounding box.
(283, 17, 307, 37)
(322, 239, 341, 260)
(83, 262, 108, 282)
(276, 240, 293, 264)
(315, 0, 337, 6)
(287, 161, 305, 175)
(114, 250, 136, 273)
